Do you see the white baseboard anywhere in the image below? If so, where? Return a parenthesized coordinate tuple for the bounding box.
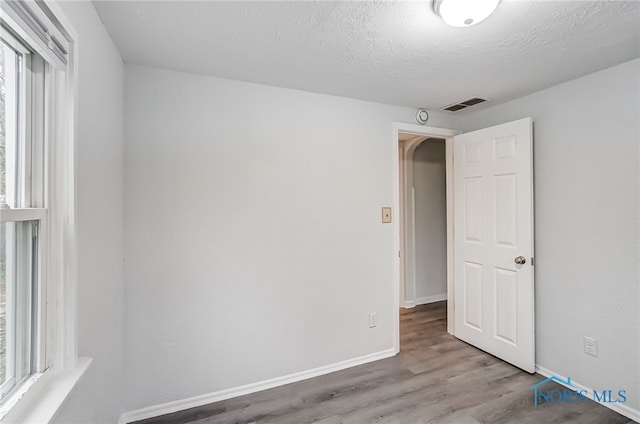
(536, 365, 640, 423)
(415, 294, 447, 305)
(401, 293, 447, 309)
(119, 348, 397, 424)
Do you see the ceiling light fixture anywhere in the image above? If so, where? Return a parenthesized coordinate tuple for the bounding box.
(433, 0, 501, 27)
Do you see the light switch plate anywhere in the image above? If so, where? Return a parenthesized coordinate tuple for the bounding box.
(382, 207, 392, 223)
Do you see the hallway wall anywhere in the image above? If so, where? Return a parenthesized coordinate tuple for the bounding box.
(412, 140, 447, 303)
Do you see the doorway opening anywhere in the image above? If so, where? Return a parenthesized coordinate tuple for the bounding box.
(399, 135, 447, 309)
(394, 118, 536, 372)
(392, 123, 458, 353)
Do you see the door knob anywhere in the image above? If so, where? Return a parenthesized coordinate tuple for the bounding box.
(514, 256, 526, 265)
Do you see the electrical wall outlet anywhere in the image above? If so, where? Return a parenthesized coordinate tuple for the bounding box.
(369, 312, 377, 328)
(584, 336, 598, 357)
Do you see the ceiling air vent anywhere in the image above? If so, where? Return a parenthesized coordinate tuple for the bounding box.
(442, 97, 488, 112)
(443, 104, 467, 112)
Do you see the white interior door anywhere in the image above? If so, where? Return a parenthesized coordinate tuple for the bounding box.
(453, 117, 535, 373)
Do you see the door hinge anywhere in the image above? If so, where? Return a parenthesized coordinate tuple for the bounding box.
(531, 257, 534, 266)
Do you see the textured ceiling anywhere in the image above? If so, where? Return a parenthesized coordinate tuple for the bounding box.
(92, 0, 640, 111)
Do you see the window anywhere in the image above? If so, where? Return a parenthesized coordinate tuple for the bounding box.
(0, 0, 77, 419)
(1, 23, 47, 403)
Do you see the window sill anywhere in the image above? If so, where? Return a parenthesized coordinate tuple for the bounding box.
(0, 357, 92, 423)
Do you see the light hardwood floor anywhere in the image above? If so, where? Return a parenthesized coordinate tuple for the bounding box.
(134, 302, 632, 424)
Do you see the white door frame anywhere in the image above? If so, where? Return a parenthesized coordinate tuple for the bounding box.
(399, 134, 427, 308)
(392, 122, 459, 353)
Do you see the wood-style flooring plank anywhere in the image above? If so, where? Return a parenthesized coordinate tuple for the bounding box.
(133, 302, 631, 424)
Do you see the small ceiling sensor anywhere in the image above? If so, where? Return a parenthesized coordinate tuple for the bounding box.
(415, 109, 429, 125)
(433, 0, 501, 27)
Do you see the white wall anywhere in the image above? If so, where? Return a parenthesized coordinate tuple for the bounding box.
(412, 139, 447, 301)
(461, 59, 640, 412)
(123, 64, 458, 411)
(52, 2, 125, 423)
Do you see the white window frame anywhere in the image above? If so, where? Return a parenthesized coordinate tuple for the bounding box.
(0, 1, 88, 422)
(0, 20, 49, 403)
